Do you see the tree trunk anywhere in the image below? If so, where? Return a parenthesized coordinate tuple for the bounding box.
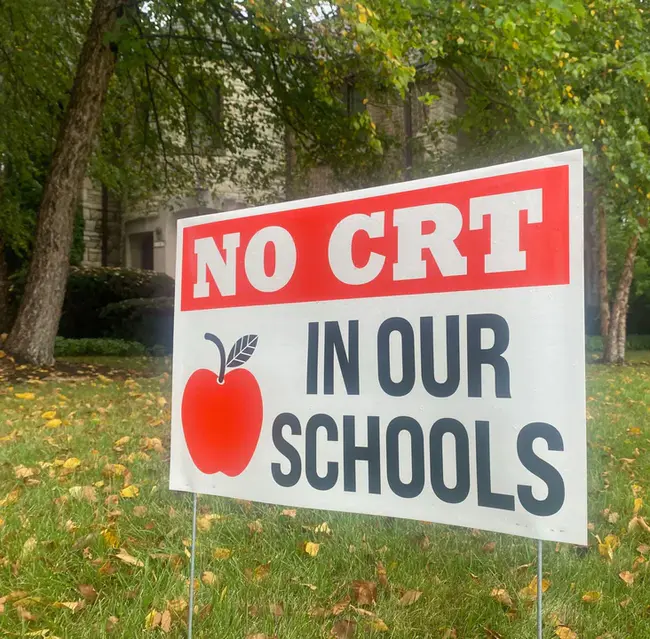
(603, 233, 638, 364)
(4, 0, 125, 365)
(598, 205, 610, 340)
(0, 237, 11, 334)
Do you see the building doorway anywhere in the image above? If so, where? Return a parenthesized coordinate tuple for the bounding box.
(129, 232, 154, 270)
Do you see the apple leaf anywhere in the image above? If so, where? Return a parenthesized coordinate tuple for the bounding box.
(226, 335, 259, 368)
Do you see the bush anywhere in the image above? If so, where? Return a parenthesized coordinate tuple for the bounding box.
(100, 297, 174, 352)
(54, 337, 147, 357)
(11, 266, 175, 339)
(586, 334, 650, 353)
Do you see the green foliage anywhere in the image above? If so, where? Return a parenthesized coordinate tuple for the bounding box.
(10, 267, 175, 339)
(53, 337, 146, 357)
(586, 334, 650, 354)
(100, 296, 173, 353)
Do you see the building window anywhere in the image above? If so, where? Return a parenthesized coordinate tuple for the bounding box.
(346, 83, 366, 116)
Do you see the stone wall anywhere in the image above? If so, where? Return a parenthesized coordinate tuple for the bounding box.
(80, 178, 121, 267)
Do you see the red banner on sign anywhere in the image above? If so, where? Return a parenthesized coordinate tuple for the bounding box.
(181, 165, 569, 312)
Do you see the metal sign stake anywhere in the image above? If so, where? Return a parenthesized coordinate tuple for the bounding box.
(537, 539, 543, 639)
(188, 492, 198, 638)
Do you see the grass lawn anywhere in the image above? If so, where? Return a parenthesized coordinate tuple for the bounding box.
(0, 355, 649, 638)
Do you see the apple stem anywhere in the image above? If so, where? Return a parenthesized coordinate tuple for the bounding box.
(204, 333, 226, 383)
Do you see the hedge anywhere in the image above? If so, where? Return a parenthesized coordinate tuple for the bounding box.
(54, 337, 147, 357)
(11, 266, 175, 339)
(100, 296, 174, 352)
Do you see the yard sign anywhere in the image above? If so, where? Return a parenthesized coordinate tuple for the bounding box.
(170, 150, 586, 545)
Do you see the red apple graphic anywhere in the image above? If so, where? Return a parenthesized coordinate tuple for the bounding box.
(181, 332, 263, 475)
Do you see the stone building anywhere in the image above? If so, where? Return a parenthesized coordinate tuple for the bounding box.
(80, 76, 464, 278)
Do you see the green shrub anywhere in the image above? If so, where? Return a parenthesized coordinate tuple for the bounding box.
(586, 334, 650, 353)
(100, 296, 174, 352)
(11, 266, 174, 339)
(54, 337, 147, 357)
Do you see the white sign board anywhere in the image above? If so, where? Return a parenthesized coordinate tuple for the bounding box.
(170, 150, 586, 545)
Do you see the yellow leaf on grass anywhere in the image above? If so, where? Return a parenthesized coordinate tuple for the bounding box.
(555, 626, 577, 639)
(102, 529, 120, 548)
(212, 548, 232, 560)
(619, 571, 635, 586)
(114, 436, 130, 447)
(120, 485, 139, 499)
(371, 618, 389, 631)
(52, 600, 85, 613)
(15, 392, 35, 400)
(14, 465, 36, 479)
(582, 591, 601, 603)
(314, 522, 332, 535)
(45, 419, 62, 429)
(115, 548, 144, 567)
(41, 411, 56, 420)
(304, 541, 320, 557)
(598, 534, 619, 561)
(63, 458, 81, 470)
(634, 498, 643, 515)
(197, 513, 220, 531)
(519, 577, 550, 599)
(104, 464, 127, 477)
(144, 609, 161, 629)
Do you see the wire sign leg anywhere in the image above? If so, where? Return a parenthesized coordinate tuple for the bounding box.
(537, 539, 543, 639)
(188, 493, 198, 638)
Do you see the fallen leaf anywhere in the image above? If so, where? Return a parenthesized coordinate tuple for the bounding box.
(441, 630, 458, 639)
(69, 486, 97, 502)
(483, 541, 497, 553)
(41, 410, 56, 419)
(619, 571, 634, 586)
(103, 464, 127, 477)
(160, 610, 171, 632)
(619, 597, 632, 608)
(120, 485, 139, 499)
(490, 588, 514, 608)
(133, 506, 147, 517)
(248, 519, 263, 534)
(331, 619, 356, 638)
(351, 580, 376, 606)
(53, 600, 85, 613)
(144, 609, 161, 629)
(555, 626, 577, 639)
(201, 571, 217, 586)
(628, 516, 650, 533)
(304, 541, 320, 557)
(519, 577, 550, 600)
(245, 635, 273, 639)
(114, 436, 130, 448)
(212, 547, 232, 560)
(102, 529, 120, 548)
(78, 584, 98, 602)
(22, 536, 37, 556)
(330, 595, 351, 616)
(269, 602, 284, 616)
(141, 437, 164, 453)
(45, 419, 62, 429)
(634, 498, 643, 515)
(15, 392, 35, 400)
(398, 590, 422, 606)
(376, 561, 388, 587)
(16, 605, 36, 621)
(106, 615, 119, 632)
(582, 591, 601, 603)
(197, 513, 220, 531)
(14, 465, 36, 479)
(370, 618, 389, 631)
(62, 457, 81, 470)
(281, 508, 297, 518)
(638, 544, 650, 555)
(247, 562, 270, 582)
(167, 599, 188, 613)
(314, 522, 332, 535)
(115, 548, 144, 567)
